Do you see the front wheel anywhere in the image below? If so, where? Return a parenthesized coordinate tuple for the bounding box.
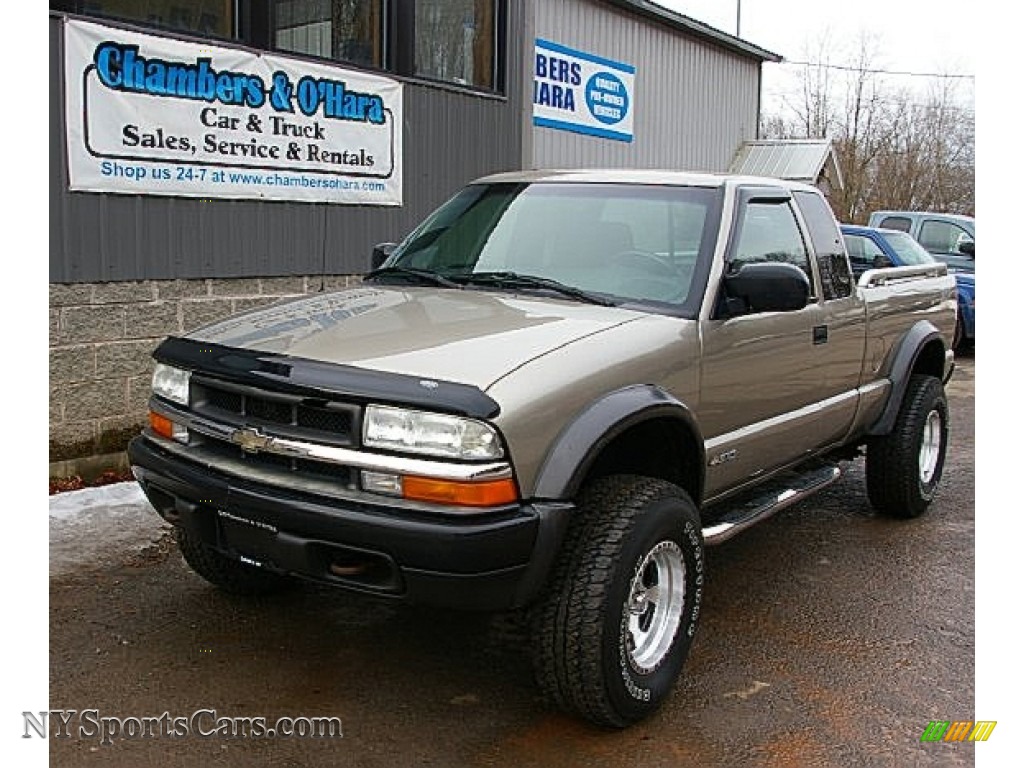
(531, 475, 704, 728)
(866, 374, 949, 518)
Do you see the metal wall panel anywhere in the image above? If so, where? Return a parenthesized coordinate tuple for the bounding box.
(50, 7, 526, 284)
(530, 0, 761, 172)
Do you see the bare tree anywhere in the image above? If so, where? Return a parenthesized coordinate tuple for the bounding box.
(762, 34, 975, 221)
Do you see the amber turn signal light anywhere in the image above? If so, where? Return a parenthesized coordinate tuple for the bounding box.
(149, 411, 175, 440)
(401, 476, 518, 507)
(149, 411, 187, 443)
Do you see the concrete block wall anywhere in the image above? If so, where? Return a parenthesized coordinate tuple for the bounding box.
(49, 275, 361, 477)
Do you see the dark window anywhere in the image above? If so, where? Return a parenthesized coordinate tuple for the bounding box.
(68, 0, 235, 37)
(919, 220, 974, 255)
(879, 216, 912, 233)
(58, 1, 507, 94)
(273, 0, 384, 69)
(843, 233, 888, 276)
(414, 0, 494, 89)
(794, 190, 852, 299)
(732, 201, 814, 293)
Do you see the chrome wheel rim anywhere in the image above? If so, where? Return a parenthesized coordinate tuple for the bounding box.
(624, 540, 686, 674)
(919, 409, 943, 483)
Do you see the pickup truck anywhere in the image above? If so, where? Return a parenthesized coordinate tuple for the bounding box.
(867, 210, 975, 274)
(129, 170, 957, 728)
(842, 223, 975, 352)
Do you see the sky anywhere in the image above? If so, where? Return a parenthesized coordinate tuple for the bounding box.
(655, 0, 977, 75)
(655, 0, 977, 117)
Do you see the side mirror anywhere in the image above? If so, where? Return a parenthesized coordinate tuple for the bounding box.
(722, 262, 810, 316)
(958, 241, 975, 257)
(872, 254, 894, 269)
(370, 242, 397, 270)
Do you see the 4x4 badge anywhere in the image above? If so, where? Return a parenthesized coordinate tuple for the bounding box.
(231, 426, 274, 454)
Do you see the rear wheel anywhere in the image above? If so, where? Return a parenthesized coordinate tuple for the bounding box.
(531, 475, 704, 728)
(866, 374, 948, 518)
(177, 528, 293, 595)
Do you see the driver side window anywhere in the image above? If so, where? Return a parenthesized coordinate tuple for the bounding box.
(732, 201, 815, 293)
(919, 220, 973, 255)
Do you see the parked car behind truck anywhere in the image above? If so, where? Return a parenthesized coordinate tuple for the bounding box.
(843, 224, 975, 352)
(130, 171, 957, 728)
(867, 210, 975, 273)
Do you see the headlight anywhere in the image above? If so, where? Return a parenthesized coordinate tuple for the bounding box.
(151, 363, 190, 406)
(363, 405, 503, 460)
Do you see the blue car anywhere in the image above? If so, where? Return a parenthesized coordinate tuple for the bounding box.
(842, 224, 974, 352)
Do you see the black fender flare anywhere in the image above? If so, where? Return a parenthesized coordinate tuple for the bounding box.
(867, 320, 947, 436)
(531, 384, 704, 500)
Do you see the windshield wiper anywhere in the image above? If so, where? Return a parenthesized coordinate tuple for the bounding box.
(364, 266, 462, 289)
(452, 271, 616, 306)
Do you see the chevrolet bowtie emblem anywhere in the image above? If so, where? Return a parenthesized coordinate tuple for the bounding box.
(231, 427, 275, 454)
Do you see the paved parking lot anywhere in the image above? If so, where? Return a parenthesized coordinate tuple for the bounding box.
(49, 358, 974, 767)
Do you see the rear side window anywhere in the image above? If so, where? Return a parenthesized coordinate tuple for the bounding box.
(794, 191, 853, 299)
(879, 216, 912, 233)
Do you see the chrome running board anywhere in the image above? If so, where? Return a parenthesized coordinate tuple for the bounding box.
(701, 463, 841, 546)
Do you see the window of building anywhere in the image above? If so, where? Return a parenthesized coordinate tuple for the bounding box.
(273, 0, 384, 69)
(414, 0, 495, 89)
(67, 0, 235, 37)
(54, 0, 505, 94)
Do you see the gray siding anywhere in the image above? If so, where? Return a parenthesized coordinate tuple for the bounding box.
(50, 8, 526, 283)
(530, 0, 761, 172)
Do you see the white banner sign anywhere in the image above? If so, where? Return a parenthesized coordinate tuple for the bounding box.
(64, 19, 403, 205)
(532, 38, 635, 143)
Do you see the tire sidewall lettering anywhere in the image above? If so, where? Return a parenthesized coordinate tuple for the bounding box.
(609, 502, 703, 709)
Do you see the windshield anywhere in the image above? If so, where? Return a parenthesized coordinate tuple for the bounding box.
(880, 230, 936, 266)
(385, 182, 722, 310)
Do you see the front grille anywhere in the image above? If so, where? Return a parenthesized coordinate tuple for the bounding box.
(246, 397, 292, 424)
(192, 377, 357, 447)
(184, 375, 362, 492)
(297, 407, 351, 432)
(194, 433, 355, 489)
(206, 387, 242, 413)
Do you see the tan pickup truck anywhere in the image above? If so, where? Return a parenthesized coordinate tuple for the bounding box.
(129, 170, 957, 727)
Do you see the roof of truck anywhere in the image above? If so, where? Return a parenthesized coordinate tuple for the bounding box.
(870, 210, 976, 224)
(473, 168, 820, 193)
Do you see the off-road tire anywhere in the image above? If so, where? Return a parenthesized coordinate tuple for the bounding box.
(531, 475, 704, 728)
(866, 374, 948, 518)
(177, 528, 293, 595)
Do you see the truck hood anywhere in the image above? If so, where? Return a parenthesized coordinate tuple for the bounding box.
(187, 286, 642, 390)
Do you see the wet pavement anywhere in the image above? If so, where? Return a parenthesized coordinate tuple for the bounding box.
(50, 359, 975, 767)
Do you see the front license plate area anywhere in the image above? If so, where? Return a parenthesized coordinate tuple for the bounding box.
(215, 509, 278, 565)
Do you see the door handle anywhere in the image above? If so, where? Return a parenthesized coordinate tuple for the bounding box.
(813, 325, 828, 344)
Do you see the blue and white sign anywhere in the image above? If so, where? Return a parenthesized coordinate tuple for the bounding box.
(532, 38, 635, 143)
